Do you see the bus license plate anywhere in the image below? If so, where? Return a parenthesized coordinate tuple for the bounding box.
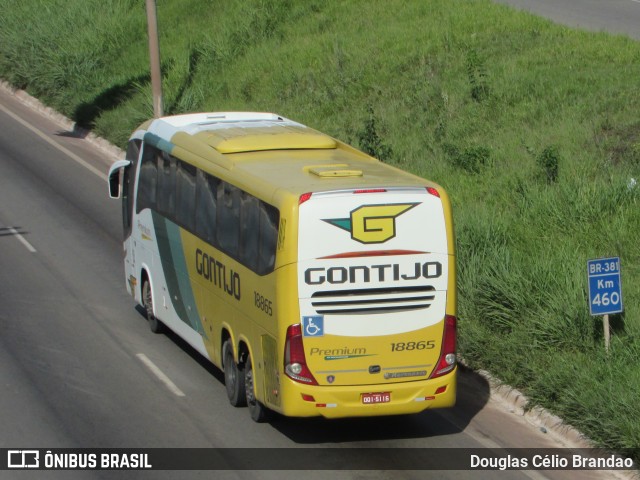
(361, 392, 391, 404)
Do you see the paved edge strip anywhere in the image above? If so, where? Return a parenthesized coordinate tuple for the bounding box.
(0, 80, 124, 167)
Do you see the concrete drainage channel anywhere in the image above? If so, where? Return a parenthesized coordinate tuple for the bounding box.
(470, 365, 591, 447)
(466, 365, 637, 479)
(1, 80, 637, 478)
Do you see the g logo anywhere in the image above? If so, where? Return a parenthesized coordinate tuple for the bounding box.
(324, 203, 418, 244)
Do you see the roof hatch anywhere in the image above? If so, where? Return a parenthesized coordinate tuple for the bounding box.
(197, 126, 337, 154)
(309, 167, 363, 178)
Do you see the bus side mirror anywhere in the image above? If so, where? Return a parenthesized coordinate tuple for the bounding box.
(108, 159, 132, 199)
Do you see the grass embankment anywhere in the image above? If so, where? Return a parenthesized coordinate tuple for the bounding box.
(1, 0, 638, 457)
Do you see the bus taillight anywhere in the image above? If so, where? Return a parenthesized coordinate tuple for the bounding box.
(284, 324, 318, 385)
(299, 192, 313, 205)
(426, 186, 440, 198)
(354, 188, 386, 194)
(429, 315, 457, 378)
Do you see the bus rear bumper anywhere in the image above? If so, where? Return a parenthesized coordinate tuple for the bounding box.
(277, 367, 457, 419)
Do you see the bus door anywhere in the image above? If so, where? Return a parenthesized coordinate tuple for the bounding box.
(108, 139, 142, 298)
(119, 140, 141, 298)
(296, 188, 451, 387)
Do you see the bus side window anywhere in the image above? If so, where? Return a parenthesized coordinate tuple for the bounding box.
(258, 202, 279, 274)
(217, 182, 241, 257)
(123, 139, 140, 236)
(136, 144, 158, 213)
(239, 193, 260, 271)
(157, 152, 176, 219)
(176, 160, 196, 232)
(195, 170, 218, 245)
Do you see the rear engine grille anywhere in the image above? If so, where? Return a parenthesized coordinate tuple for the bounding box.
(311, 286, 435, 315)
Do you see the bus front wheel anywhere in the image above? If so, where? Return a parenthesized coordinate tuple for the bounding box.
(245, 355, 270, 423)
(142, 278, 165, 334)
(223, 340, 246, 407)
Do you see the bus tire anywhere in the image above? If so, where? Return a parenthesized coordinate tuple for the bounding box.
(223, 340, 246, 407)
(142, 278, 165, 334)
(245, 355, 270, 423)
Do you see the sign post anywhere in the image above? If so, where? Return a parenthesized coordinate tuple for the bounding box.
(587, 257, 623, 353)
(146, 0, 163, 118)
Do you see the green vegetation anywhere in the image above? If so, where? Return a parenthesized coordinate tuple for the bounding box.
(1, 0, 638, 457)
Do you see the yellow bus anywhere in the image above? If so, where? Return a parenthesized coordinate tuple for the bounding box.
(108, 112, 457, 422)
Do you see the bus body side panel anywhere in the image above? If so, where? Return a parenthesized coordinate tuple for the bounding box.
(133, 208, 210, 359)
(179, 225, 280, 399)
(127, 136, 284, 407)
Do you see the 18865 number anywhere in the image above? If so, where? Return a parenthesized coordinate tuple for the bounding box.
(254, 291, 273, 316)
(390, 340, 435, 352)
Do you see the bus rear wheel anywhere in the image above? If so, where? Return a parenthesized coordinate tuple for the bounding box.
(245, 355, 270, 423)
(142, 278, 165, 334)
(223, 340, 246, 407)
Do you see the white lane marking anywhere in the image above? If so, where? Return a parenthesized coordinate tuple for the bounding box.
(0, 103, 107, 181)
(8, 227, 37, 253)
(136, 353, 186, 397)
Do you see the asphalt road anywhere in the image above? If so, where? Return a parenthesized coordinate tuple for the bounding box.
(493, 0, 640, 40)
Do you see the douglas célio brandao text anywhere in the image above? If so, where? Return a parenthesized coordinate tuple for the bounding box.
(470, 453, 634, 470)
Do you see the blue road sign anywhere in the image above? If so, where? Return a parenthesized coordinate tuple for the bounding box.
(587, 257, 623, 316)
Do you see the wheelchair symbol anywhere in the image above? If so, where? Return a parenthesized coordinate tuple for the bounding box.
(302, 316, 324, 337)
